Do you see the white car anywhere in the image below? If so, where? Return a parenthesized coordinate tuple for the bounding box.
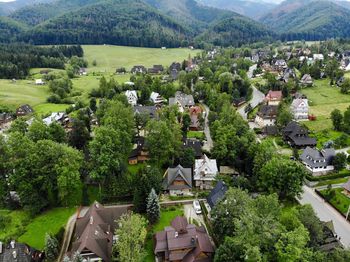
(193, 200, 202, 215)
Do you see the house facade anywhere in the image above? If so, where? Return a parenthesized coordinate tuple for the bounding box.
(189, 106, 202, 131)
(154, 216, 214, 262)
(194, 155, 218, 190)
(300, 74, 313, 87)
(169, 91, 195, 113)
(16, 104, 34, 117)
(265, 90, 282, 106)
(255, 105, 278, 127)
(300, 147, 335, 176)
(291, 98, 309, 120)
(128, 137, 150, 165)
(163, 165, 192, 196)
(125, 90, 138, 106)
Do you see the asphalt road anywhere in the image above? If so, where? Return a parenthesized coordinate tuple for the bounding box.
(201, 103, 213, 152)
(298, 185, 350, 247)
(237, 86, 265, 120)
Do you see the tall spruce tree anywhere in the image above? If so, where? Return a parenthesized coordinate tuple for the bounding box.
(44, 233, 59, 261)
(146, 188, 160, 224)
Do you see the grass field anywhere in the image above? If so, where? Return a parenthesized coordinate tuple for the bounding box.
(18, 207, 76, 250)
(0, 209, 31, 242)
(144, 206, 184, 262)
(302, 79, 350, 131)
(83, 45, 199, 73)
(319, 188, 350, 214)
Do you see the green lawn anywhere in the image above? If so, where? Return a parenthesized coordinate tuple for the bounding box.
(83, 45, 199, 73)
(301, 79, 350, 131)
(309, 129, 350, 149)
(18, 207, 76, 250)
(316, 177, 349, 187)
(319, 188, 350, 214)
(187, 131, 205, 140)
(144, 206, 184, 262)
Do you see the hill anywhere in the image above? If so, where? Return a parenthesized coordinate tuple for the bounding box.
(197, 0, 277, 19)
(196, 15, 275, 47)
(0, 0, 54, 15)
(18, 0, 191, 47)
(143, 0, 234, 32)
(0, 16, 27, 42)
(260, 0, 350, 41)
(10, 0, 104, 26)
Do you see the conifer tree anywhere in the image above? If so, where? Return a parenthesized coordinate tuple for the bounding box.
(44, 233, 59, 261)
(146, 188, 160, 224)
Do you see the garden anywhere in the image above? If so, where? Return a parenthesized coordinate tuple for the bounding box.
(319, 188, 350, 215)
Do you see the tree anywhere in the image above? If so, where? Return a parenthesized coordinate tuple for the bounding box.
(48, 122, 67, 143)
(89, 97, 97, 112)
(44, 233, 59, 261)
(341, 78, 350, 94)
(333, 153, 347, 171)
(182, 113, 191, 134)
(114, 213, 147, 262)
(8, 118, 28, 134)
(146, 188, 160, 224)
(27, 119, 50, 142)
(177, 147, 195, 168)
(68, 119, 90, 150)
(331, 109, 343, 131)
(257, 157, 307, 199)
(276, 104, 293, 129)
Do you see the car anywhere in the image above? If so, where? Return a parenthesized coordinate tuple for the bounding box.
(193, 200, 202, 215)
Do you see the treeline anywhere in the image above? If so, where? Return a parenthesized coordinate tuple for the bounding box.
(0, 44, 83, 79)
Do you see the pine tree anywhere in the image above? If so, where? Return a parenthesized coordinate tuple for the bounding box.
(146, 188, 160, 224)
(44, 233, 59, 261)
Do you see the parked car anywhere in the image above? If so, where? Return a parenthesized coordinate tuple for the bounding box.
(193, 200, 202, 215)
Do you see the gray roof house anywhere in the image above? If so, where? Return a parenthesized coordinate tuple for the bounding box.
(300, 147, 335, 175)
(0, 241, 44, 262)
(207, 180, 228, 209)
(163, 165, 192, 196)
(169, 91, 195, 113)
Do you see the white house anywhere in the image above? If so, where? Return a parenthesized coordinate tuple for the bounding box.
(300, 147, 335, 176)
(35, 79, 44, 85)
(313, 54, 324, 61)
(125, 90, 138, 106)
(291, 99, 309, 120)
(43, 112, 66, 126)
(150, 92, 165, 105)
(194, 155, 218, 190)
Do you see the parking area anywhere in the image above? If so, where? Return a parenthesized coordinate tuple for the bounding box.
(183, 203, 205, 226)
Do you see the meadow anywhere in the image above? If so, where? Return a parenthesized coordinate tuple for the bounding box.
(302, 79, 350, 131)
(0, 45, 198, 114)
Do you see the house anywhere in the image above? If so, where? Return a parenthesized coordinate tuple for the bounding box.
(163, 165, 192, 196)
(0, 241, 44, 262)
(262, 125, 279, 136)
(170, 69, 179, 81)
(16, 104, 34, 117)
(194, 155, 218, 190)
(343, 179, 350, 196)
(128, 137, 150, 165)
(134, 105, 158, 119)
(148, 65, 164, 74)
(291, 98, 309, 120)
(35, 79, 44, 85)
(183, 138, 203, 159)
(300, 74, 313, 87)
(154, 216, 214, 262)
(0, 113, 12, 125)
(207, 180, 228, 209)
(69, 202, 129, 262)
(169, 91, 195, 113)
(169, 62, 181, 72)
(283, 121, 317, 148)
(300, 147, 335, 175)
(274, 59, 287, 70)
(313, 54, 324, 61)
(255, 105, 278, 127)
(42, 112, 66, 126)
(125, 90, 138, 106)
(280, 68, 296, 83)
(131, 65, 147, 74)
(189, 106, 202, 131)
(265, 90, 282, 106)
(78, 68, 87, 76)
(150, 92, 165, 105)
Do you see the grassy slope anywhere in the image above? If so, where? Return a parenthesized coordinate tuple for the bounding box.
(83, 45, 198, 73)
(18, 207, 76, 249)
(301, 79, 350, 131)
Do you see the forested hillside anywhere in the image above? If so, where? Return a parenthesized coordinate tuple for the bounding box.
(0, 16, 26, 43)
(261, 0, 350, 41)
(196, 15, 275, 47)
(0, 0, 54, 15)
(18, 0, 191, 47)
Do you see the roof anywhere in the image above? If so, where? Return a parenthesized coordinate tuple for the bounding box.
(283, 121, 317, 147)
(43, 112, 66, 126)
(257, 105, 278, 119)
(194, 155, 218, 181)
(133, 106, 157, 119)
(125, 90, 137, 99)
(154, 216, 214, 261)
(163, 165, 192, 191)
(17, 104, 34, 114)
(129, 137, 146, 159)
(300, 147, 335, 169)
(207, 181, 228, 208)
(71, 202, 129, 262)
(183, 138, 202, 159)
(291, 99, 308, 110)
(169, 92, 195, 108)
(301, 74, 313, 83)
(0, 242, 43, 262)
(263, 125, 279, 136)
(266, 90, 282, 101)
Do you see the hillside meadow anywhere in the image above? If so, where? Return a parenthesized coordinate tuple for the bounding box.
(0, 45, 200, 114)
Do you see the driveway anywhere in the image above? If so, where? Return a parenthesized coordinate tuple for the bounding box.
(201, 103, 213, 152)
(184, 203, 205, 227)
(237, 87, 265, 120)
(298, 185, 350, 247)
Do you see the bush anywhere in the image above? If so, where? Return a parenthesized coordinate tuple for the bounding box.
(0, 214, 11, 228)
(47, 94, 62, 104)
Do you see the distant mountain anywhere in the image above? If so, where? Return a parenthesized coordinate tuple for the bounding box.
(196, 15, 275, 47)
(18, 0, 192, 47)
(10, 0, 104, 26)
(0, 16, 26, 42)
(260, 0, 350, 41)
(336, 0, 350, 9)
(197, 0, 277, 19)
(0, 0, 54, 15)
(143, 0, 234, 32)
